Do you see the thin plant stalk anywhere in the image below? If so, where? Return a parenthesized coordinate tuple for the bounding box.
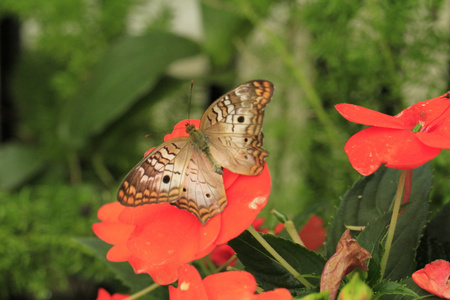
(247, 225, 313, 288)
(380, 169, 407, 278)
(284, 220, 305, 246)
(124, 283, 160, 300)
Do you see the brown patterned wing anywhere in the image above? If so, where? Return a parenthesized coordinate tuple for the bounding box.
(172, 149, 227, 225)
(117, 137, 192, 206)
(199, 80, 273, 175)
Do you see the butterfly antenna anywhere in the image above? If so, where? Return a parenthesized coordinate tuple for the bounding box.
(187, 80, 194, 125)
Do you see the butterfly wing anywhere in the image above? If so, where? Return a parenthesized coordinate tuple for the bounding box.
(173, 149, 226, 224)
(117, 137, 192, 206)
(117, 80, 273, 223)
(200, 80, 273, 175)
(117, 136, 226, 224)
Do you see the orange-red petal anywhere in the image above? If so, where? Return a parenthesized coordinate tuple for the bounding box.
(344, 127, 441, 175)
(412, 260, 450, 299)
(335, 104, 405, 129)
(299, 215, 326, 251)
(215, 164, 271, 245)
(96, 288, 131, 300)
(168, 265, 209, 300)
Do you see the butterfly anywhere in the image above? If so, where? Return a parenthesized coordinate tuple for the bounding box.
(117, 80, 274, 224)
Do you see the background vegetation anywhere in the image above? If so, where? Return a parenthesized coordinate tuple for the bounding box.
(0, 0, 449, 299)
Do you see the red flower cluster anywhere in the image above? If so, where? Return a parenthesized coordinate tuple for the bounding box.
(412, 260, 450, 299)
(336, 92, 450, 175)
(96, 288, 131, 300)
(93, 120, 271, 285)
(169, 264, 292, 299)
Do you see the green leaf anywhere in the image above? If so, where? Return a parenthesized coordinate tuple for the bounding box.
(372, 281, 418, 298)
(326, 166, 398, 258)
(201, 3, 250, 69)
(384, 165, 432, 280)
(76, 237, 157, 298)
(0, 144, 45, 190)
(228, 230, 325, 295)
(326, 165, 432, 281)
(58, 31, 200, 149)
(356, 213, 391, 285)
(397, 277, 443, 300)
(416, 201, 450, 268)
(201, 0, 272, 69)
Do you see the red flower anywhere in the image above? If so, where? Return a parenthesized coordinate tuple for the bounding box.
(412, 260, 450, 299)
(96, 288, 131, 300)
(93, 120, 271, 285)
(299, 215, 327, 251)
(336, 92, 450, 175)
(209, 244, 237, 267)
(254, 215, 327, 250)
(252, 217, 271, 233)
(168, 264, 292, 299)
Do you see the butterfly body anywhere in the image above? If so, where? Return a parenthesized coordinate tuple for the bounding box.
(186, 123, 223, 175)
(118, 80, 274, 224)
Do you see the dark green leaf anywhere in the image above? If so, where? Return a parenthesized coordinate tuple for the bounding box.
(384, 165, 432, 280)
(356, 213, 391, 285)
(326, 165, 432, 281)
(416, 201, 450, 268)
(0, 144, 45, 190)
(228, 230, 325, 295)
(396, 277, 442, 300)
(326, 166, 399, 258)
(76, 237, 155, 297)
(58, 32, 200, 148)
(372, 281, 418, 298)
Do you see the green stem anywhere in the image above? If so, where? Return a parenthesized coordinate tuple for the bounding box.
(214, 253, 237, 273)
(67, 148, 82, 184)
(92, 152, 115, 187)
(284, 220, 305, 246)
(380, 169, 407, 278)
(247, 225, 313, 288)
(198, 257, 213, 276)
(124, 283, 160, 300)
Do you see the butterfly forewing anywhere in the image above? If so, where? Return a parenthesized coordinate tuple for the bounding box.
(117, 138, 191, 206)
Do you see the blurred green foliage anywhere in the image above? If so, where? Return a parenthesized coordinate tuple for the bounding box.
(0, 185, 124, 299)
(0, 0, 449, 298)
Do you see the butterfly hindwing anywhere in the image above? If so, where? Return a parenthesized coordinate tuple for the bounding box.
(173, 149, 226, 224)
(206, 133, 268, 176)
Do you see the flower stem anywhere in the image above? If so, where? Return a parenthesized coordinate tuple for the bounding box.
(247, 225, 313, 288)
(124, 283, 160, 300)
(214, 253, 237, 273)
(380, 169, 407, 278)
(284, 220, 305, 246)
